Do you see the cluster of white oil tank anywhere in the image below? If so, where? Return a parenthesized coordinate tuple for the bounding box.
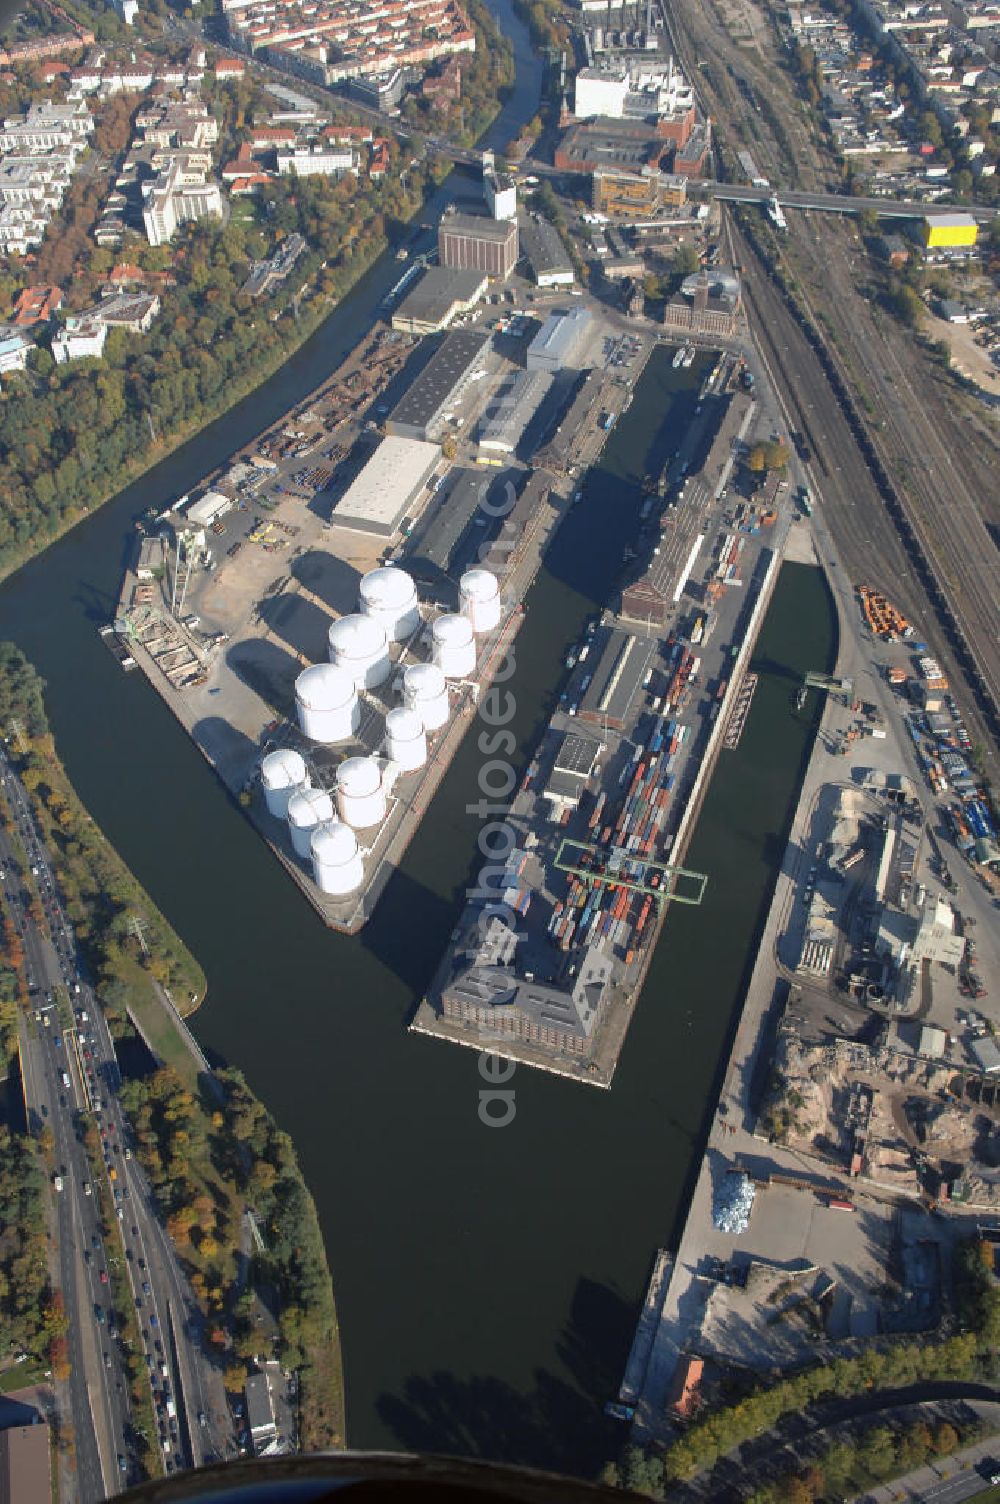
(295, 663, 360, 744)
(384, 706, 427, 772)
(459, 568, 502, 635)
(431, 614, 476, 679)
(401, 662, 449, 732)
(275, 565, 503, 897)
(358, 565, 421, 641)
(260, 748, 311, 819)
(328, 613, 391, 690)
(293, 566, 502, 745)
(310, 819, 364, 896)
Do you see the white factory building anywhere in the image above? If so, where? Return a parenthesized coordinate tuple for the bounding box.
(332, 436, 440, 536)
(573, 57, 694, 121)
(574, 67, 629, 119)
(483, 151, 517, 221)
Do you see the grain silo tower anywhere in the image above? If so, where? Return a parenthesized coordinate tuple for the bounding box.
(287, 786, 334, 858)
(261, 748, 310, 819)
(358, 566, 421, 642)
(327, 613, 391, 691)
(402, 662, 450, 732)
(432, 613, 476, 679)
(310, 819, 364, 896)
(295, 663, 360, 744)
(459, 568, 502, 634)
(335, 756, 387, 829)
(384, 706, 427, 773)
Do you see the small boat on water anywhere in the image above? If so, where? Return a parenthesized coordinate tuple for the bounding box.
(672, 346, 685, 369)
(99, 623, 136, 671)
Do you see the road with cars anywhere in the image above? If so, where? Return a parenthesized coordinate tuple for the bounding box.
(1, 746, 233, 1495)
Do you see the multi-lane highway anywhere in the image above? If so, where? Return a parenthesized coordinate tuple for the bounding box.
(1, 747, 232, 1496)
(10, 906, 114, 1500)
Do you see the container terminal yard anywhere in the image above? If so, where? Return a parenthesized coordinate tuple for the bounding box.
(412, 356, 794, 1085)
(112, 293, 678, 932)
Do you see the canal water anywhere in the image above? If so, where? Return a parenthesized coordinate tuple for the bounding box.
(0, 2, 838, 1471)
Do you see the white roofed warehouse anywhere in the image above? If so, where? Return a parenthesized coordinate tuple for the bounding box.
(332, 436, 440, 536)
(526, 306, 593, 373)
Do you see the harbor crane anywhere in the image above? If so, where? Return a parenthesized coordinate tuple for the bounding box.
(554, 838, 708, 909)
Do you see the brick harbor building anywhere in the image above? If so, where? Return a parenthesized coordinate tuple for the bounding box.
(438, 211, 518, 280)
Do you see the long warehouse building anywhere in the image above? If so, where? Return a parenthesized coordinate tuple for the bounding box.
(402, 466, 507, 584)
(477, 368, 553, 453)
(526, 305, 593, 373)
(391, 266, 488, 335)
(386, 329, 491, 442)
(577, 626, 659, 731)
(332, 435, 440, 535)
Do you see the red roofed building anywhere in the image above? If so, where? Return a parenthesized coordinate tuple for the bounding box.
(11, 284, 63, 326)
(36, 58, 71, 82)
(250, 125, 296, 150)
(222, 142, 254, 181)
(214, 57, 246, 78)
(108, 264, 146, 288)
(230, 173, 273, 195)
(668, 1355, 704, 1419)
(369, 138, 389, 177)
(422, 54, 462, 103)
(322, 123, 373, 144)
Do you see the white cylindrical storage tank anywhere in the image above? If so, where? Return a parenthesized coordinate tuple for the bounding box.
(336, 756, 387, 830)
(295, 663, 360, 744)
(261, 748, 310, 819)
(327, 614, 391, 691)
(459, 568, 502, 635)
(310, 819, 364, 896)
(402, 662, 450, 733)
(432, 613, 476, 680)
(385, 706, 427, 773)
(358, 565, 421, 642)
(287, 786, 334, 858)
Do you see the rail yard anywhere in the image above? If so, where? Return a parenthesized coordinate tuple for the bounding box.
(659, 0, 1000, 764)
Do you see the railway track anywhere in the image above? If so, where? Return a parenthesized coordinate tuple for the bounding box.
(658, 0, 1000, 751)
(731, 215, 1000, 746)
(788, 214, 1000, 721)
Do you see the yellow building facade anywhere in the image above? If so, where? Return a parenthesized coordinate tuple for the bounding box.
(923, 214, 978, 249)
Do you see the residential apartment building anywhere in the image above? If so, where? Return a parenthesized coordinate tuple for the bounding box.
(52, 315, 108, 363)
(0, 327, 33, 374)
(0, 101, 90, 256)
(0, 100, 92, 154)
(220, 0, 475, 89)
(142, 159, 223, 245)
(276, 144, 355, 176)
